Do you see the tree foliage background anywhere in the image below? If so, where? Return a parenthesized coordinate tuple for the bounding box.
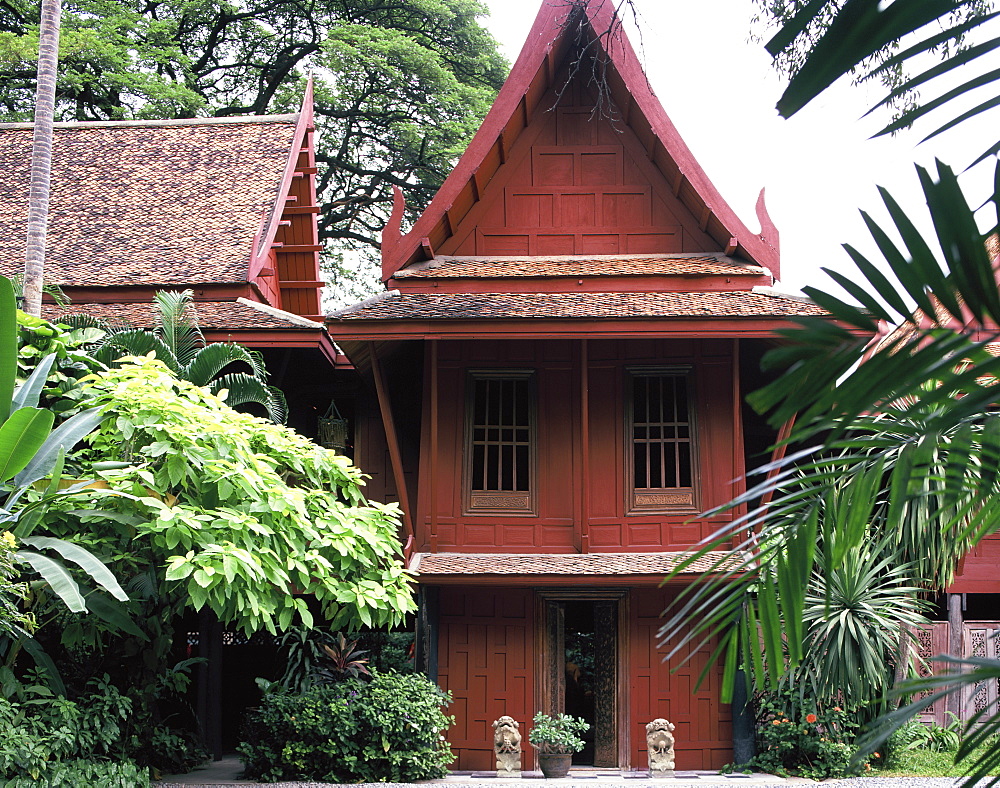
(0, 0, 507, 288)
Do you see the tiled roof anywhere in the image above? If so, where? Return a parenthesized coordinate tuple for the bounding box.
(394, 254, 767, 279)
(329, 289, 826, 321)
(409, 551, 745, 576)
(0, 116, 298, 287)
(43, 300, 315, 331)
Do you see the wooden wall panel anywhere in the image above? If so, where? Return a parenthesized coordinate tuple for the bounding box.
(630, 588, 732, 770)
(438, 587, 535, 771)
(949, 532, 1000, 592)
(417, 338, 739, 552)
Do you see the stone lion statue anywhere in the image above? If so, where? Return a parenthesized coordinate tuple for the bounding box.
(493, 715, 522, 776)
(646, 718, 676, 775)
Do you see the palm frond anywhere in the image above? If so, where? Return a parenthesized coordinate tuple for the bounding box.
(183, 342, 261, 388)
(154, 289, 203, 366)
(208, 373, 287, 424)
(93, 329, 180, 374)
(769, 0, 1000, 169)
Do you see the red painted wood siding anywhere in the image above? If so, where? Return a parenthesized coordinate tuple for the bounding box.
(415, 338, 738, 552)
(630, 588, 732, 769)
(439, 76, 721, 259)
(438, 587, 535, 771)
(949, 532, 1000, 593)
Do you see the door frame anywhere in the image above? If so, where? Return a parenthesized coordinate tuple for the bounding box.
(535, 588, 631, 770)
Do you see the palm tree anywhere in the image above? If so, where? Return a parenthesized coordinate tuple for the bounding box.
(23, 0, 62, 318)
(659, 2, 1000, 783)
(80, 290, 286, 424)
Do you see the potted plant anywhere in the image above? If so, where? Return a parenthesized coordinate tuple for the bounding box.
(528, 712, 589, 778)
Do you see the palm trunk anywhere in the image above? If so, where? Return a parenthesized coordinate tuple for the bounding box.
(23, 0, 62, 318)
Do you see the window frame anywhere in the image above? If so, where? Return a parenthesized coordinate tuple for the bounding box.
(462, 369, 538, 516)
(625, 366, 699, 514)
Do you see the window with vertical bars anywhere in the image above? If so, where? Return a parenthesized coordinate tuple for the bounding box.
(628, 369, 695, 510)
(465, 371, 535, 513)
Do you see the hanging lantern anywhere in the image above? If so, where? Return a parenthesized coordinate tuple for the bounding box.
(318, 399, 349, 451)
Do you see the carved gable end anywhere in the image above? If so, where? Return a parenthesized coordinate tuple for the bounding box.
(382, 0, 781, 283)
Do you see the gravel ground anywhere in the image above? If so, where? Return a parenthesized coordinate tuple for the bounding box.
(156, 778, 995, 788)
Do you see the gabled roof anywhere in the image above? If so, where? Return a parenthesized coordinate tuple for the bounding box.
(0, 83, 324, 318)
(380, 0, 780, 282)
(0, 116, 298, 286)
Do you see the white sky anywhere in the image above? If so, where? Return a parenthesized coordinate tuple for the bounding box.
(478, 0, 1000, 295)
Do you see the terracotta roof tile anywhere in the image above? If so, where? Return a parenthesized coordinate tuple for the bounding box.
(0, 117, 298, 287)
(329, 290, 826, 321)
(394, 254, 767, 279)
(409, 551, 744, 576)
(43, 300, 315, 331)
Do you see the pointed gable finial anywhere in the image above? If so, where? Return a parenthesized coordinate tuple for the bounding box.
(755, 188, 780, 281)
(301, 74, 315, 129)
(381, 186, 406, 280)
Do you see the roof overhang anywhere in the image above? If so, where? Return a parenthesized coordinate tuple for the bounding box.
(409, 551, 746, 587)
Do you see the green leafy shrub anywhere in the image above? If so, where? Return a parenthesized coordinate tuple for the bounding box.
(0, 676, 149, 784)
(2, 759, 150, 787)
(743, 691, 865, 779)
(239, 669, 454, 782)
(885, 716, 963, 764)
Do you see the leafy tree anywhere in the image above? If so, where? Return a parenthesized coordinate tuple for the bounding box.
(78, 289, 287, 423)
(660, 2, 1000, 784)
(0, 0, 507, 252)
(40, 354, 415, 636)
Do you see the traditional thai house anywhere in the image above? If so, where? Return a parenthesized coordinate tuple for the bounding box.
(326, 0, 833, 771)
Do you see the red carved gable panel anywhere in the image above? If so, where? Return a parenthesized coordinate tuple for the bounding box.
(439, 77, 720, 261)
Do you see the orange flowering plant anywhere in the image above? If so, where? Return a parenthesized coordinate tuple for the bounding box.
(738, 690, 862, 780)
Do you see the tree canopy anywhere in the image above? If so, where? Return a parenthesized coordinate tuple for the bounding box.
(0, 0, 507, 252)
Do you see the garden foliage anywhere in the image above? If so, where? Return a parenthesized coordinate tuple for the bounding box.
(0, 675, 150, 785)
(39, 355, 415, 635)
(742, 690, 862, 780)
(239, 670, 454, 783)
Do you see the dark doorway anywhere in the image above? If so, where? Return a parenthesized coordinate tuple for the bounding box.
(542, 596, 619, 768)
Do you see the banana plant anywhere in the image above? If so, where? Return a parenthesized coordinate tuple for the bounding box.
(0, 276, 129, 692)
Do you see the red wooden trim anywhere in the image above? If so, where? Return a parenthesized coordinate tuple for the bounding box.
(248, 79, 317, 282)
(58, 284, 256, 302)
(416, 573, 741, 587)
(392, 276, 773, 295)
(731, 339, 746, 518)
(276, 244, 323, 253)
(370, 343, 416, 545)
(430, 340, 440, 552)
(758, 415, 795, 508)
(327, 317, 869, 341)
(283, 205, 321, 214)
(579, 339, 591, 553)
(278, 280, 326, 289)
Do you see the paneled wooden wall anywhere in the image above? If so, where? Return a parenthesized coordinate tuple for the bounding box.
(629, 588, 732, 770)
(416, 338, 739, 553)
(437, 587, 536, 771)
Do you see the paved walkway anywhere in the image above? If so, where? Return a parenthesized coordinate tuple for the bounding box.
(156, 757, 818, 787)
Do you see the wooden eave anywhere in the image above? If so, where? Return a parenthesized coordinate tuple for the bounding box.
(380, 0, 780, 282)
(390, 274, 774, 294)
(330, 316, 867, 343)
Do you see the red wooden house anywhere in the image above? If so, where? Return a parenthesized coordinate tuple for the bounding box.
(327, 0, 831, 771)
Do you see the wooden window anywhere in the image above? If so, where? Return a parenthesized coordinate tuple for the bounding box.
(465, 371, 536, 514)
(627, 368, 696, 511)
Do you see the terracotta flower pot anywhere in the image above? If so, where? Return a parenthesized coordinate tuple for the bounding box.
(537, 752, 573, 778)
